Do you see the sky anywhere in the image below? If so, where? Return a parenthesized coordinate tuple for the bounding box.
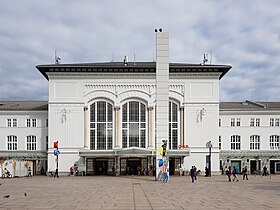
(0, 0, 280, 102)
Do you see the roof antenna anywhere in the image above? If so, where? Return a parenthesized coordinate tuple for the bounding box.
(133, 53, 136, 66)
(55, 51, 61, 64)
(203, 53, 208, 65)
(111, 52, 114, 62)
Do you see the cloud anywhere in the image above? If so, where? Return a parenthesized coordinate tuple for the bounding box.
(0, 0, 280, 102)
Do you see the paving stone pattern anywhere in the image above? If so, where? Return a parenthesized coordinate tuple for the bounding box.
(0, 175, 279, 209)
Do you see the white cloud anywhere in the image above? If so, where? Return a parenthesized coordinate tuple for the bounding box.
(0, 0, 280, 101)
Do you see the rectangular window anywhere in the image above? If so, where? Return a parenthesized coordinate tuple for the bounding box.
(27, 119, 31, 127)
(27, 119, 37, 127)
(270, 118, 279, 127)
(276, 118, 280, 127)
(231, 135, 241, 150)
(46, 119, 48, 127)
(7, 119, 17, 127)
(32, 119, 37, 127)
(256, 118, 260, 127)
(7, 119, 12, 127)
(27, 135, 36, 150)
(250, 135, 260, 150)
(270, 118, 274, 127)
(230, 118, 235, 127)
(7, 135, 17, 150)
(236, 118, 241, 126)
(250, 118, 254, 126)
(219, 119, 221, 127)
(250, 118, 260, 127)
(219, 136, 221, 150)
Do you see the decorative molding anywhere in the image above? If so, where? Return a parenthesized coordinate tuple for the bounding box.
(170, 73, 221, 79)
(83, 84, 185, 105)
(47, 72, 156, 80)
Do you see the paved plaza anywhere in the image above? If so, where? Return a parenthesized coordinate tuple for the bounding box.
(0, 174, 279, 210)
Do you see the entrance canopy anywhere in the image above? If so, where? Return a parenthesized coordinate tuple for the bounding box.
(79, 147, 190, 158)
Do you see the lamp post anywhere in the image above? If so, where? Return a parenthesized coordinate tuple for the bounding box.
(206, 141, 213, 177)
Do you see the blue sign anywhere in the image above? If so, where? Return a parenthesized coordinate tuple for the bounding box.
(54, 149, 60, 156)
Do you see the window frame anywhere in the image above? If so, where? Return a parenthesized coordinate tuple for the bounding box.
(7, 135, 18, 150)
(121, 101, 147, 149)
(250, 135, 260, 150)
(269, 135, 280, 150)
(27, 135, 37, 150)
(90, 101, 114, 150)
(231, 135, 241, 150)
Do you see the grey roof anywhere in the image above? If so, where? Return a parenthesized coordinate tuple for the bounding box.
(36, 62, 232, 80)
(220, 100, 280, 111)
(0, 101, 48, 111)
(1, 100, 280, 112)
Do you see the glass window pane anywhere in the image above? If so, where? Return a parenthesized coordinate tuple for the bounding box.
(97, 123, 106, 150)
(90, 103, 95, 122)
(172, 103, 178, 122)
(107, 129, 113, 149)
(129, 123, 139, 147)
(122, 130, 127, 148)
(107, 104, 113, 122)
(141, 103, 146, 122)
(140, 130, 145, 148)
(122, 104, 127, 122)
(129, 102, 139, 122)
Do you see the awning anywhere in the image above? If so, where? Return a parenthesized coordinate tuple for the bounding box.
(79, 147, 190, 158)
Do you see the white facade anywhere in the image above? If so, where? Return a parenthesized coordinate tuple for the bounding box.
(1, 34, 279, 177)
(0, 103, 48, 176)
(219, 101, 280, 174)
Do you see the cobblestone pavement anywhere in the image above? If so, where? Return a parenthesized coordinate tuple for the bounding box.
(0, 174, 279, 210)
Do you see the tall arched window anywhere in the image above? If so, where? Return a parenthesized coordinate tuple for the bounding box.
(122, 101, 146, 148)
(7, 135, 17, 150)
(231, 135, 241, 150)
(250, 135, 260, 150)
(90, 101, 113, 150)
(169, 101, 178, 149)
(270, 135, 279, 150)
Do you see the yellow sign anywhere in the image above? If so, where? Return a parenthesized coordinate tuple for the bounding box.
(13, 162, 16, 167)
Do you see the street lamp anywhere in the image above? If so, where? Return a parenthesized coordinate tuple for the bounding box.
(206, 141, 213, 177)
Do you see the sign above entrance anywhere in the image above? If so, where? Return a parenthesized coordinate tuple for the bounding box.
(178, 145, 189, 149)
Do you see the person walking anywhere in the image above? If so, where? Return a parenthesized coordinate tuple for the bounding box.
(190, 166, 195, 183)
(27, 167, 32, 177)
(194, 166, 197, 180)
(54, 168, 59, 178)
(263, 166, 268, 176)
(232, 166, 239, 181)
(226, 166, 231, 182)
(242, 166, 248, 180)
(112, 166, 115, 176)
(70, 166, 74, 177)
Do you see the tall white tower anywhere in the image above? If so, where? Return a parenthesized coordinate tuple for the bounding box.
(155, 31, 169, 179)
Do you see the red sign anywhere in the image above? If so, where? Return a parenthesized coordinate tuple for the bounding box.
(178, 144, 189, 149)
(54, 141, 58, 149)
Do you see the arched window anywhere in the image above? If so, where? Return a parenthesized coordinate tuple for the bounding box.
(231, 135, 241, 150)
(27, 135, 36, 150)
(169, 101, 178, 149)
(270, 135, 279, 150)
(7, 135, 17, 150)
(250, 135, 260, 150)
(122, 101, 146, 148)
(90, 101, 113, 150)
